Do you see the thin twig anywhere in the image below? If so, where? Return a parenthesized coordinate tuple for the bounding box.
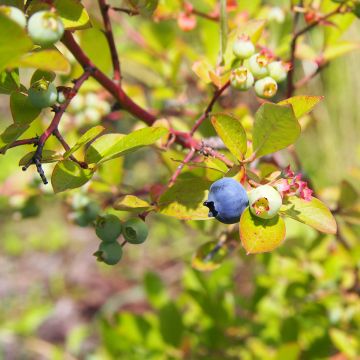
(287, 3, 344, 97)
(23, 70, 92, 184)
(111, 6, 139, 16)
(168, 148, 196, 187)
(190, 80, 230, 135)
(98, 0, 121, 82)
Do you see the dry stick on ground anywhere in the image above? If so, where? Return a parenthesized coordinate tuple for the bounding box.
(98, 0, 121, 82)
(21, 70, 92, 184)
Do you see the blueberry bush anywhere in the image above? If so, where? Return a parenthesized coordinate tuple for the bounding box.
(0, 0, 360, 358)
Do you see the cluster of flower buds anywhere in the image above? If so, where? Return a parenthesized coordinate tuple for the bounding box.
(274, 166, 313, 201)
(230, 36, 290, 99)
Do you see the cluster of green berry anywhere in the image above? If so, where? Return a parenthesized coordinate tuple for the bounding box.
(0, 6, 65, 109)
(230, 36, 288, 99)
(94, 214, 148, 265)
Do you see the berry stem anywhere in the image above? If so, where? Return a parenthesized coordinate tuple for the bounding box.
(168, 147, 196, 187)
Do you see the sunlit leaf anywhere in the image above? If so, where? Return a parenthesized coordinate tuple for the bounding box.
(64, 125, 105, 159)
(280, 196, 337, 234)
(240, 207, 286, 254)
(0, 13, 33, 72)
(158, 177, 211, 220)
(54, 0, 91, 30)
(113, 195, 153, 212)
(253, 103, 300, 158)
(19, 150, 62, 166)
(278, 96, 323, 119)
(211, 113, 247, 161)
(85, 127, 168, 164)
(13, 49, 71, 74)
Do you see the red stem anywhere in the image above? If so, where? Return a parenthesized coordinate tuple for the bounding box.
(98, 0, 121, 82)
(62, 31, 156, 126)
(190, 80, 230, 135)
(168, 148, 196, 187)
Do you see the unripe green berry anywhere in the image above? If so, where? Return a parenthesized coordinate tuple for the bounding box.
(248, 185, 282, 219)
(95, 242, 123, 265)
(232, 38, 255, 59)
(123, 218, 148, 244)
(254, 77, 278, 99)
(27, 11, 64, 47)
(0, 6, 26, 28)
(230, 66, 254, 91)
(95, 214, 122, 243)
(268, 61, 287, 82)
(248, 53, 270, 79)
(28, 81, 58, 108)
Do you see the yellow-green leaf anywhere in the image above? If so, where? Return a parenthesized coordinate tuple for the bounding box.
(85, 127, 168, 164)
(211, 113, 247, 161)
(54, 0, 91, 30)
(240, 208, 286, 254)
(64, 125, 104, 159)
(14, 50, 71, 74)
(323, 42, 360, 62)
(114, 195, 153, 212)
(253, 103, 300, 158)
(278, 96, 323, 119)
(280, 196, 337, 234)
(0, 13, 33, 72)
(158, 177, 211, 220)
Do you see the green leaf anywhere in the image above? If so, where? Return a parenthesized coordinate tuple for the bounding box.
(13, 50, 71, 74)
(63, 125, 105, 159)
(113, 195, 153, 212)
(143, 272, 169, 309)
(51, 160, 93, 193)
(278, 96, 323, 119)
(192, 240, 234, 272)
(211, 113, 247, 161)
(0, 69, 20, 94)
(158, 302, 184, 347)
(338, 180, 359, 209)
(10, 92, 41, 124)
(239, 207, 286, 254)
(0, 123, 29, 151)
(19, 150, 62, 166)
(0, 13, 33, 72)
(54, 0, 91, 30)
(85, 127, 168, 164)
(323, 41, 360, 62)
(280, 196, 337, 234)
(158, 177, 212, 220)
(252, 103, 301, 158)
(30, 69, 56, 86)
(329, 328, 359, 359)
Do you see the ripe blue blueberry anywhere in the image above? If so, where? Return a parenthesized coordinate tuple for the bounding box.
(27, 11, 64, 47)
(0, 6, 27, 28)
(204, 178, 249, 224)
(28, 81, 58, 108)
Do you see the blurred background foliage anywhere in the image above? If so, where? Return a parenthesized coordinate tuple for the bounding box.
(0, 0, 360, 359)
